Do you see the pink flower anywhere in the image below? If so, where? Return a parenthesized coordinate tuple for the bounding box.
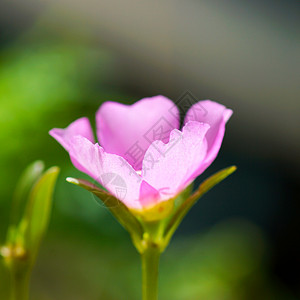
(49, 96, 232, 214)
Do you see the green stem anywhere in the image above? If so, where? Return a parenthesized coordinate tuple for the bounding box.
(141, 246, 160, 300)
(10, 268, 30, 300)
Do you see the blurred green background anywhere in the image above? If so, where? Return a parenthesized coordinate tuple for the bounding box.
(0, 1, 299, 299)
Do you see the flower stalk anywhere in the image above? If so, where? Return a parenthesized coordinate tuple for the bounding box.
(1, 161, 59, 300)
(141, 246, 160, 300)
(9, 265, 30, 300)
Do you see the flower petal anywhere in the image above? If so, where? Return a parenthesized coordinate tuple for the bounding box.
(184, 100, 233, 174)
(142, 121, 210, 199)
(139, 180, 160, 208)
(96, 96, 180, 170)
(68, 136, 143, 209)
(49, 117, 94, 151)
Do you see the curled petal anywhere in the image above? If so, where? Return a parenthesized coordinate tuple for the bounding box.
(49, 117, 94, 151)
(68, 136, 144, 209)
(96, 96, 180, 170)
(142, 121, 210, 199)
(139, 180, 160, 208)
(184, 100, 233, 174)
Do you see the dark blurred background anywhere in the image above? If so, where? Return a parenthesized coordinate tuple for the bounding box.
(0, 0, 299, 299)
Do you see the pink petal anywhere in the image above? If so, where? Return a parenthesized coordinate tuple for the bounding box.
(49, 117, 94, 151)
(184, 100, 233, 174)
(142, 121, 210, 199)
(139, 180, 160, 208)
(68, 136, 144, 209)
(96, 96, 180, 170)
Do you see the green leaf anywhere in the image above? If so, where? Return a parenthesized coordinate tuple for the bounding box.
(173, 183, 193, 209)
(66, 177, 144, 249)
(164, 166, 237, 245)
(21, 166, 60, 258)
(7, 161, 45, 245)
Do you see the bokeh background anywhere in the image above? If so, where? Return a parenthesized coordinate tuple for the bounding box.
(0, 0, 299, 299)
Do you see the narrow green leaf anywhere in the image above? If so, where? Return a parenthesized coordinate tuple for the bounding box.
(173, 183, 193, 209)
(22, 166, 60, 257)
(7, 161, 44, 244)
(196, 165, 237, 196)
(66, 177, 144, 241)
(164, 166, 237, 244)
